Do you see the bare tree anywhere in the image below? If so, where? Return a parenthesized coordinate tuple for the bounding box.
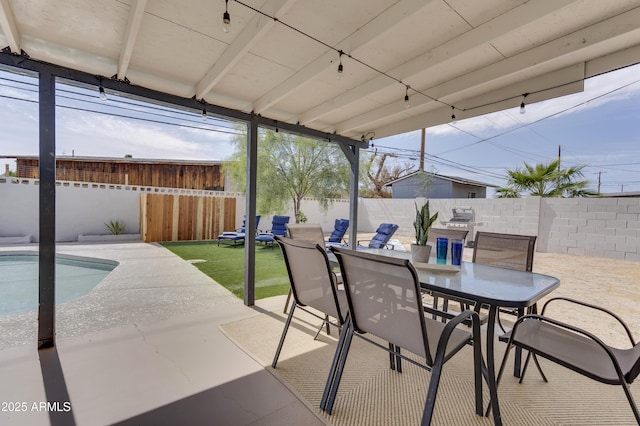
(361, 150, 415, 198)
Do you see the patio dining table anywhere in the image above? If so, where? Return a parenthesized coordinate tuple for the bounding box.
(329, 248, 560, 426)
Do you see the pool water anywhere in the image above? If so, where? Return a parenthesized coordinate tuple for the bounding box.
(0, 252, 117, 316)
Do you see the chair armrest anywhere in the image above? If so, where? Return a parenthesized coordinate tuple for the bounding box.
(541, 297, 636, 346)
(432, 309, 481, 363)
(510, 313, 627, 378)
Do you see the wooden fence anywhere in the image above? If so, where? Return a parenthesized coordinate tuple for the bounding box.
(140, 193, 236, 242)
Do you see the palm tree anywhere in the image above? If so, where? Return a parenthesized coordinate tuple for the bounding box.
(497, 159, 598, 198)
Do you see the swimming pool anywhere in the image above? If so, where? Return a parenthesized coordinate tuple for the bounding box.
(0, 252, 118, 316)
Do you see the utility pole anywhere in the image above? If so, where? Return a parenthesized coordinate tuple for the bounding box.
(593, 171, 606, 193)
(419, 128, 425, 171)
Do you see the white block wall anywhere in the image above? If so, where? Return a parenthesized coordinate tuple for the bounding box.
(2, 178, 639, 261)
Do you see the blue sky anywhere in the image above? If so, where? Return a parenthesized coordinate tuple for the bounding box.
(1, 63, 639, 194)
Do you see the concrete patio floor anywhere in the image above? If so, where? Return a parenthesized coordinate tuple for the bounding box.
(1, 240, 639, 425)
(0, 242, 324, 425)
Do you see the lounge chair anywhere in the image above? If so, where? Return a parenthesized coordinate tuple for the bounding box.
(272, 236, 347, 368)
(325, 219, 349, 249)
(357, 223, 399, 249)
(323, 247, 484, 423)
(217, 215, 261, 247)
(497, 297, 640, 423)
(256, 215, 290, 247)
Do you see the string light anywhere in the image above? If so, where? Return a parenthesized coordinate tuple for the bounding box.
(223, 0, 231, 33)
(451, 106, 456, 123)
(404, 85, 410, 109)
(98, 85, 107, 101)
(520, 93, 528, 114)
(201, 104, 207, 121)
(231, 1, 588, 125)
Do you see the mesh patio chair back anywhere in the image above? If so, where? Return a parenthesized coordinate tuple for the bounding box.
(327, 219, 349, 243)
(272, 236, 347, 368)
(472, 231, 537, 272)
(286, 223, 326, 247)
(325, 247, 483, 422)
(427, 227, 469, 246)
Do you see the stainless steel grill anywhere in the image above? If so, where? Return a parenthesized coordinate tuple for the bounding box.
(441, 207, 481, 247)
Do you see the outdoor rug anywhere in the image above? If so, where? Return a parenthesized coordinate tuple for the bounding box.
(220, 309, 640, 425)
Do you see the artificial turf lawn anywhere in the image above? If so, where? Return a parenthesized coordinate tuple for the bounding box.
(161, 240, 290, 300)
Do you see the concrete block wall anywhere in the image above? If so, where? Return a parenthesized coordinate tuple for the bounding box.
(539, 197, 640, 261)
(2, 177, 639, 261)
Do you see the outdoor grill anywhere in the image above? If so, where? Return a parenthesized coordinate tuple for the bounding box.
(441, 207, 481, 247)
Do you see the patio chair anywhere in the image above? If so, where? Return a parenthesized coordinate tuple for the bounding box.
(217, 215, 261, 247)
(472, 231, 536, 273)
(496, 297, 640, 423)
(283, 223, 342, 313)
(356, 223, 399, 249)
(323, 247, 484, 424)
(272, 236, 347, 368)
(325, 218, 349, 248)
(256, 215, 290, 247)
(285, 223, 326, 247)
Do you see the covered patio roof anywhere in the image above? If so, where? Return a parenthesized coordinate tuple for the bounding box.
(2, 0, 640, 347)
(2, 0, 640, 141)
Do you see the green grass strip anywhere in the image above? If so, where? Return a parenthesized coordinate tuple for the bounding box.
(161, 240, 290, 300)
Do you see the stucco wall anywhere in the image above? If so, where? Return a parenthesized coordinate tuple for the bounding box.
(2, 178, 638, 261)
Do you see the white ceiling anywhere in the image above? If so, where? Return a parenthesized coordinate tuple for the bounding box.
(1, 0, 640, 141)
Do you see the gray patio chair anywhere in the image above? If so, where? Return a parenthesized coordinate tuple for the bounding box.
(497, 297, 640, 423)
(473, 231, 537, 330)
(272, 236, 347, 368)
(283, 223, 329, 313)
(438, 231, 537, 320)
(472, 231, 536, 273)
(285, 223, 326, 247)
(323, 247, 484, 424)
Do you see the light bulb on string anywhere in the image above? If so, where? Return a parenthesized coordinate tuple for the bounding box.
(337, 51, 344, 80)
(404, 86, 410, 109)
(223, 0, 231, 33)
(201, 105, 207, 121)
(520, 93, 528, 114)
(98, 86, 107, 101)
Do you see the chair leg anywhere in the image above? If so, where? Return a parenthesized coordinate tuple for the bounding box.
(432, 294, 440, 320)
(272, 304, 296, 368)
(518, 351, 548, 384)
(283, 288, 292, 314)
(486, 337, 515, 417)
(621, 380, 640, 424)
(313, 315, 330, 340)
(325, 326, 355, 415)
(321, 317, 350, 411)
(396, 345, 402, 373)
(389, 343, 396, 371)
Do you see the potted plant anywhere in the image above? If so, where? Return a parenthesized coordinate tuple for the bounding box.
(411, 201, 438, 263)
